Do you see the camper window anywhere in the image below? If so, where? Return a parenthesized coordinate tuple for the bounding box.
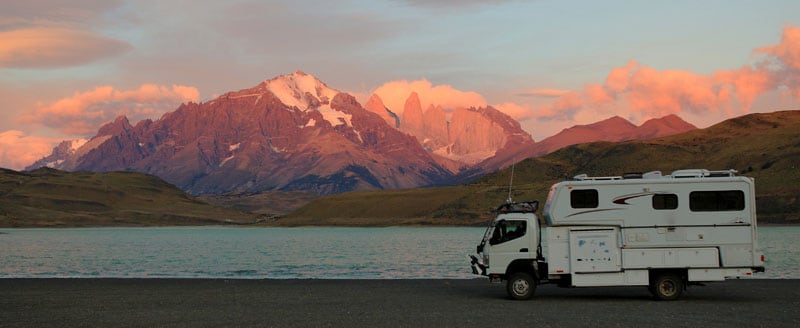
(652, 194, 678, 210)
(689, 190, 745, 212)
(570, 189, 598, 208)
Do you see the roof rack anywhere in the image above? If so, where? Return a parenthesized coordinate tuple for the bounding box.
(572, 169, 737, 181)
(670, 169, 737, 178)
(496, 201, 539, 214)
(572, 174, 622, 181)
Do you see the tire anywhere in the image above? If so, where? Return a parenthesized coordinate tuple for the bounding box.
(650, 273, 684, 301)
(506, 272, 536, 300)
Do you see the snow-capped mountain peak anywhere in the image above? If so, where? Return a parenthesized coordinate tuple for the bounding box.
(28, 71, 453, 195)
(264, 71, 339, 110)
(263, 71, 351, 126)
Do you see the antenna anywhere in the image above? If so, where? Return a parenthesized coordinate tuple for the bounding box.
(506, 159, 515, 204)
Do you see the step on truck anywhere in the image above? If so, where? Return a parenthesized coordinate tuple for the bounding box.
(470, 169, 766, 300)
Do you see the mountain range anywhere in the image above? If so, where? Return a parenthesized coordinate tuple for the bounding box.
(28, 71, 696, 195)
(6, 110, 798, 227)
(286, 110, 800, 226)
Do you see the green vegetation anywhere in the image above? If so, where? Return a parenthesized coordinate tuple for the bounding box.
(0, 168, 256, 227)
(281, 110, 800, 226)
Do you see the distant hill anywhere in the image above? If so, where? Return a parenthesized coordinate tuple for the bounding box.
(282, 110, 800, 226)
(451, 114, 697, 184)
(529, 114, 697, 156)
(0, 168, 256, 227)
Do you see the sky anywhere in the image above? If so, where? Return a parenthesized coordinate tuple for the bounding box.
(1, 0, 800, 170)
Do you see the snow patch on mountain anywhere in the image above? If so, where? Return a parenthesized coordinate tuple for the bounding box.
(319, 107, 353, 128)
(220, 155, 235, 167)
(70, 139, 88, 152)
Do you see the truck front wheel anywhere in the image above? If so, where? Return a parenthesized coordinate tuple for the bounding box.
(651, 273, 684, 301)
(507, 272, 536, 300)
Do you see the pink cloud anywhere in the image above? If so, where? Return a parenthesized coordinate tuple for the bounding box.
(758, 25, 800, 71)
(604, 61, 636, 93)
(515, 88, 571, 98)
(625, 65, 719, 116)
(533, 25, 800, 125)
(713, 66, 775, 112)
(0, 130, 60, 170)
(372, 79, 487, 114)
(493, 102, 533, 121)
(0, 27, 132, 69)
(18, 84, 200, 135)
(757, 25, 800, 98)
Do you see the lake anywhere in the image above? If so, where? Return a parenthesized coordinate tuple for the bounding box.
(0, 226, 797, 279)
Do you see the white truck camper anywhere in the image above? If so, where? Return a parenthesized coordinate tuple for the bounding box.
(470, 169, 765, 300)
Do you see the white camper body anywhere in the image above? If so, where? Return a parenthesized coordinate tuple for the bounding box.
(470, 169, 765, 300)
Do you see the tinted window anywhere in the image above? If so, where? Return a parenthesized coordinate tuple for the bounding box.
(489, 220, 527, 245)
(690, 190, 745, 212)
(652, 194, 678, 210)
(571, 189, 598, 208)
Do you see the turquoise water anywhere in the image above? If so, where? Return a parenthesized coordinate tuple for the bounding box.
(0, 226, 796, 279)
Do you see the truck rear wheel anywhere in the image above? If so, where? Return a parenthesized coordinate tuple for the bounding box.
(507, 272, 536, 300)
(651, 273, 684, 301)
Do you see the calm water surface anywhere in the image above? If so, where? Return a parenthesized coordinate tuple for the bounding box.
(0, 226, 796, 279)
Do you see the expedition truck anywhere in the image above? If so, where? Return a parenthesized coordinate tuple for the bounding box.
(470, 169, 765, 300)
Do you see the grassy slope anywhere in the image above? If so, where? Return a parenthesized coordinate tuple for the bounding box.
(0, 168, 256, 227)
(281, 110, 800, 226)
(197, 190, 318, 217)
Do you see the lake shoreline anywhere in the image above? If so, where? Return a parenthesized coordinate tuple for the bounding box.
(2, 278, 799, 327)
(3, 221, 798, 229)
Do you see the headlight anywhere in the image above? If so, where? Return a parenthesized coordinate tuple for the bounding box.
(483, 254, 490, 267)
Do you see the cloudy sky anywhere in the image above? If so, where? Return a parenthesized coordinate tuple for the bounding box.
(1, 0, 799, 170)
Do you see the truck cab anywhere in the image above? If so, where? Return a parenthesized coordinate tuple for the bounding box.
(471, 201, 547, 299)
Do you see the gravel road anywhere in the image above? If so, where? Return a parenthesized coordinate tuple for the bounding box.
(2, 279, 799, 327)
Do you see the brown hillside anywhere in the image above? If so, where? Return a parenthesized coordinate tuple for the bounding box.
(0, 168, 256, 227)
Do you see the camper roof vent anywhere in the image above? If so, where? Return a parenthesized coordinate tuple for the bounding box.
(622, 172, 643, 179)
(708, 169, 738, 177)
(642, 171, 663, 179)
(671, 169, 710, 178)
(573, 174, 588, 180)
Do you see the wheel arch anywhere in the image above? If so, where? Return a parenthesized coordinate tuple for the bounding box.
(505, 259, 538, 280)
(648, 268, 688, 283)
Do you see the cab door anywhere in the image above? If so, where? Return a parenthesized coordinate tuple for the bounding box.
(487, 217, 537, 273)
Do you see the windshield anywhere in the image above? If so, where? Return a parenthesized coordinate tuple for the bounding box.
(489, 219, 526, 245)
